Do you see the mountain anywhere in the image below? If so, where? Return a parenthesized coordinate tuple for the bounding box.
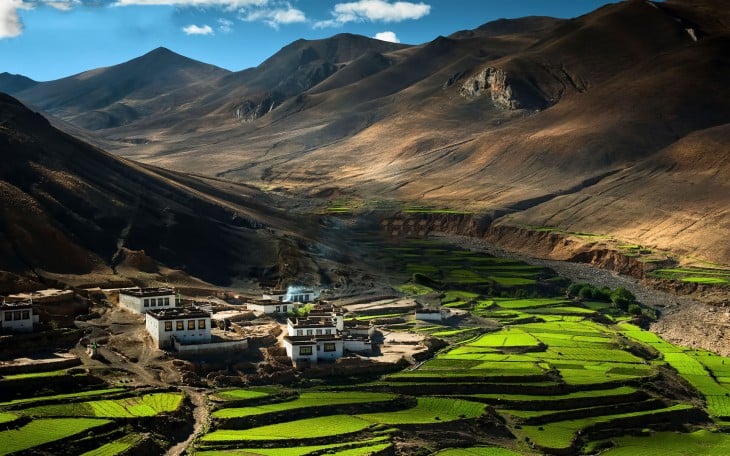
(0, 92, 325, 292)
(4, 0, 729, 266)
(5, 47, 229, 130)
(0, 73, 38, 94)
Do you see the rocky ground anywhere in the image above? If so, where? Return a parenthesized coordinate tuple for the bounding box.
(436, 233, 730, 356)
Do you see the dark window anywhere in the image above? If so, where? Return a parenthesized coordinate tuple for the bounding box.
(296, 330, 303, 336)
(22, 310, 29, 320)
(13, 311, 21, 320)
(188, 320, 196, 330)
(316, 329, 322, 335)
(323, 343, 336, 352)
(306, 329, 313, 335)
(198, 319, 206, 329)
(299, 346, 313, 355)
(164, 297, 170, 306)
(143, 299, 149, 307)
(325, 329, 332, 335)
(275, 306, 280, 313)
(283, 305, 287, 312)
(4, 312, 12, 321)
(176, 321, 184, 331)
(164, 321, 172, 332)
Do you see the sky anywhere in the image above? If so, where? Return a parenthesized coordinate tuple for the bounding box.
(1, 0, 614, 81)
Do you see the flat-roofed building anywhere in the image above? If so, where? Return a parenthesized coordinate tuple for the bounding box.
(145, 307, 211, 349)
(283, 334, 344, 366)
(246, 299, 297, 315)
(0, 302, 39, 332)
(119, 287, 176, 314)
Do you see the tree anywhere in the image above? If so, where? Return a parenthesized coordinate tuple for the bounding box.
(628, 303, 642, 316)
(610, 287, 636, 311)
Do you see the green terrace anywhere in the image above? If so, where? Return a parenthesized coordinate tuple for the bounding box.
(0, 383, 187, 455)
(648, 267, 730, 285)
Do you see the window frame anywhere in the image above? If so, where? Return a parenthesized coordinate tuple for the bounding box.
(198, 319, 206, 329)
(176, 320, 184, 331)
(299, 346, 313, 356)
(323, 342, 337, 352)
(164, 321, 172, 332)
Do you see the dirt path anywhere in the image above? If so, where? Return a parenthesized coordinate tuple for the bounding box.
(166, 387, 209, 456)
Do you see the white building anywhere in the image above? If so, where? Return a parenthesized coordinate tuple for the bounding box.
(119, 287, 176, 314)
(262, 286, 319, 304)
(287, 317, 337, 337)
(145, 307, 211, 349)
(283, 335, 344, 365)
(247, 299, 297, 315)
(283, 304, 371, 367)
(0, 302, 39, 332)
(415, 308, 451, 322)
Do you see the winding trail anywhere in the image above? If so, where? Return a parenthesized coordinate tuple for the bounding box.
(166, 387, 209, 456)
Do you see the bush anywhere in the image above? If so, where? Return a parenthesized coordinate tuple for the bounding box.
(611, 287, 636, 311)
(628, 304, 642, 316)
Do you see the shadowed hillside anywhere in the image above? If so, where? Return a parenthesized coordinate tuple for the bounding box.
(3, 0, 729, 266)
(0, 93, 329, 291)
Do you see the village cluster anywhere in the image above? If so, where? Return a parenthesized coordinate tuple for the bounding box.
(0, 283, 454, 369)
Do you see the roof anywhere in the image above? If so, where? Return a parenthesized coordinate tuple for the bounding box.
(283, 334, 342, 345)
(120, 287, 175, 298)
(146, 306, 210, 320)
(288, 318, 337, 328)
(0, 302, 33, 310)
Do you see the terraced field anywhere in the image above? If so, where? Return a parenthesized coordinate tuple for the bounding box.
(221, 237, 727, 455)
(0, 374, 186, 455)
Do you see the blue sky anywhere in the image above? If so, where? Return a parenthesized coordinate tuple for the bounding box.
(1, 0, 614, 81)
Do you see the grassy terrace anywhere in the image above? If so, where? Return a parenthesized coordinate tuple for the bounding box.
(192, 236, 730, 454)
(0, 418, 111, 455)
(0, 386, 186, 455)
(212, 392, 396, 419)
(648, 267, 730, 285)
(196, 436, 391, 455)
(21, 392, 184, 418)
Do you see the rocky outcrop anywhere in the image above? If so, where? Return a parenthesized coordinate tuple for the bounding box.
(459, 62, 587, 110)
(233, 92, 283, 122)
(460, 67, 524, 109)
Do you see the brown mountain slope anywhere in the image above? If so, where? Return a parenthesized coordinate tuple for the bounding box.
(5, 48, 229, 130)
(4, 1, 729, 267)
(0, 92, 320, 291)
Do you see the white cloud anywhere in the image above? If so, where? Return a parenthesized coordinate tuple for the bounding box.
(218, 17, 233, 32)
(373, 30, 399, 43)
(316, 0, 430, 28)
(0, 0, 29, 39)
(183, 23, 214, 35)
(114, 0, 267, 7)
(43, 0, 80, 11)
(241, 4, 305, 29)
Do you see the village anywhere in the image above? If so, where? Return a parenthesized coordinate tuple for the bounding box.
(0, 284, 455, 383)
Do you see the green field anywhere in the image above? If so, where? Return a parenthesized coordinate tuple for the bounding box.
(599, 430, 730, 455)
(196, 436, 390, 455)
(80, 434, 143, 456)
(357, 397, 485, 425)
(210, 389, 273, 402)
(0, 418, 111, 455)
(22, 392, 184, 418)
(434, 448, 523, 456)
(212, 392, 395, 419)
(201, 415, 372, 442)
(0, 388, 125, 407)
